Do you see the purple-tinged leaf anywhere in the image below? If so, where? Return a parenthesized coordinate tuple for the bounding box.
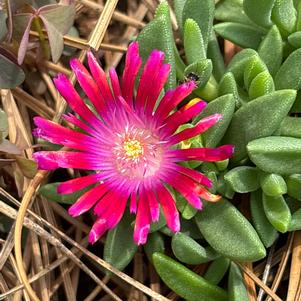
(39, 3, 75, 34)
(39, 15, 64, 63)
(0, 54, 25, 88)
(0, 139, 21, 155)
(17, 14, 35, 64)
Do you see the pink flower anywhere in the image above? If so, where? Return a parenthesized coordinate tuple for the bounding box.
(33, 42, 234, 245)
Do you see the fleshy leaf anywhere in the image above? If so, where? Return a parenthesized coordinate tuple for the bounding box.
(153, 252, 228, 301)
(203, 257, 230, 285)
(250, 190, 279, 248)
(39, 182, 91, 204)
(183, 18, 206, 64)
(171, 232, 218, 265)
(144, 232, 165, 263)
(215, 0, 255, 26)
(258, 25, 283, 76)
(228, 262, 250, 301)
(222, 90, 296, 162)
(286, 174, 301, 200)
(248, 71, 275, 100)
(103, 211, 138, 271)
(226, 48, 258, 86)
(194, 94, 235, 148)
(275, 48, 301, 90)
(243, 0, 275, 28)
(182, 0, 214, 51)
(214, 22, 266, 49)
(263, 193, 291, 233)
(224, 166, 260, 193)
(247, 136, 301, 175)
(207, 31, 226, 82)
(137, 1, 176, 89)
(271, 0, 297, 36)
(195, 199, 266, 261)
(260, 173, 287, 196)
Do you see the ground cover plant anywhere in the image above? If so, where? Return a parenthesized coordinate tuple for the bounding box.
(0, 0, 301, 300)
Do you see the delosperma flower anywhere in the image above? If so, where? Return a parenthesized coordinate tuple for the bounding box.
(33, 42, 234, 245)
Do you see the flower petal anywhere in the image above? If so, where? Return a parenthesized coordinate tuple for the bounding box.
(136, 50, 165, 110)
(162, 100, 207, 136)
(121, 42, 142, 105)
(68, 182, 109, 217)
(157, 185, 180, 232)
(57, 173, 103, 194)
(89, 218, 107, 244)
(53, 74, 104, 130)
(109, 67, 121, 98)
(169, 114, 222, 145)
(70, 58, 106, 115)
(162, 171, 203, 209)
(168, 145, 235, 162)
(87, 51, 114, 102)
(145, 63, 170, 115)
(134, 191, 151, 245)
(33, 151, 105, 170)
(155, 82, 196, 121)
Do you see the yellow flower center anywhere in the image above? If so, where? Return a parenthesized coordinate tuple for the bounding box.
(123, 139, 144, 159)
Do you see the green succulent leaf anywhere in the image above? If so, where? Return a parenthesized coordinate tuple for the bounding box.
(194, 94, 235, 147)
(137, 1, 176, 89)
(263, 193, 291, 233)
(243, 0, 275, 28)
(104, 211, 138, 271)
(248, 136, 301, 175)
(250, 190, 279, 248)
(286, 174, 301, 200)
(173, 0, 186, 33)
(153, 252, 228, 301)
(248, 71, 275, 100)
(144, 232, 165, 263)
(271, 0, 297, 36)
(184, 18, 206, 64)
(182, 0, 215, 51)
(260, 173, 287, 196)
(275, 48, 301, 90)
(244, 55, 268, 91)
(226, 48, 258, 86)
(224, 166, 260, 193)
(203, 257, 230, 285)
(207, 31, 226, 81)
(215, 0, 254, 26)
(218, 72, 241, 107)
(228, 262, 250, 301)
(288, 31, 301, 48)
(214, 22, 266, 49)
(223, 90, 296, 162)
(258, 25, 283, 76)
(288, 208, 301, 231)
(195, 199, 266, 261)
(39, 182, 90, 204)
(171, 232, 218, 265)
